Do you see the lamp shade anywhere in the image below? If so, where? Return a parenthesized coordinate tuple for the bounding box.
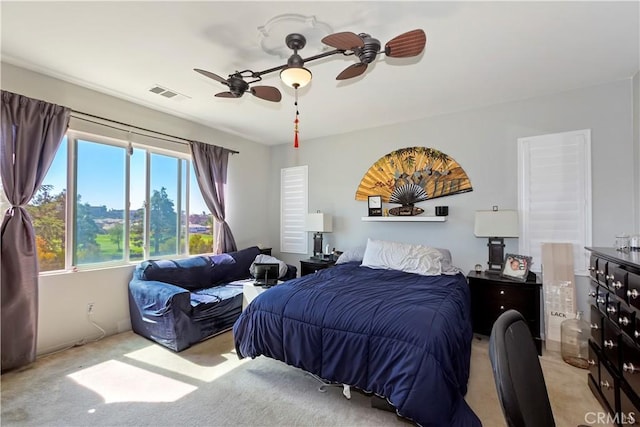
(280, 66, 312, 88)
(474, 210, 519, 237)
(306, 213, 332, 233)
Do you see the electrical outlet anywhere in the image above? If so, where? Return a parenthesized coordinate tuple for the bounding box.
(87, 303, 94, 314)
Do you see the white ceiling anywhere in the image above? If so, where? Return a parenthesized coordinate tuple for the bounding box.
(1, 1, 639, 145)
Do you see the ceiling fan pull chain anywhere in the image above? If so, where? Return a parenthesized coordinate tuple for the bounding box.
(293, 88, 300, 148)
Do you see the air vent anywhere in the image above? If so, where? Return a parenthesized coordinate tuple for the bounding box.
(147, 85, 190, 101)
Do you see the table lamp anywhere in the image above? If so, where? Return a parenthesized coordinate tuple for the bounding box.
(474, 209, 519, 272)
(306, 212, 332, 259)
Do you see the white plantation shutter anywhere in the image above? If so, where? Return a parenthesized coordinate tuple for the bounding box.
(517, 129, 592, 275)
(280, 165, 308, 254)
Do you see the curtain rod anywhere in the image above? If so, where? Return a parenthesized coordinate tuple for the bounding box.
(69, 110, 239, 154)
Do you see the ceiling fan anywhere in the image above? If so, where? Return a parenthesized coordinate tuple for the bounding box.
(193, 68, 282, 102)
(321, 29, 426, 80)
(194, 28, 426, 103)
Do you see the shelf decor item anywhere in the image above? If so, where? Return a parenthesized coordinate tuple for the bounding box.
(387, 184, 426, 216)
(368, 195, 382, 216)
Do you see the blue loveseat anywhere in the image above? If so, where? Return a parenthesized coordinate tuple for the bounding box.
(128, 246, 296, 351)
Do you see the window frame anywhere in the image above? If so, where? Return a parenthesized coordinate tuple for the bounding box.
(33, 128, 211, 273)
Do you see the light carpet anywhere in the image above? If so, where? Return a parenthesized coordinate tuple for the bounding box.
(1, 331, 607, 426)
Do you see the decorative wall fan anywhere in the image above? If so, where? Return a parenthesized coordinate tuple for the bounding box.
(194, 28, 426, 103)
(355, 147, 473, 215)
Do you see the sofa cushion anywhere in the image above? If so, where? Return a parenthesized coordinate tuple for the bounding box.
(141, 256, 213, 291)
(209, 246, 261, 285)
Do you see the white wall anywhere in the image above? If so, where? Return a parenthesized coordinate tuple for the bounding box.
(269, 78, 637, 319)
(1, 63, 272, 354)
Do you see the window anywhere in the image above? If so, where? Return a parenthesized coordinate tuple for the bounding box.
(27, 129, 216, 272)
(280, 165, 308, 254)
(74, 139, 126, 265)
(517, 129, 592, 275)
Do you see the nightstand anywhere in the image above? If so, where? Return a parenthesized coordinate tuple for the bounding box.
(467, 270, 542, 355)
(300, 258, 336, 276)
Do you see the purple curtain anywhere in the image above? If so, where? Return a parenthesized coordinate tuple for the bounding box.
(189, 142, 237, 254)
(1, 91, 70, 372)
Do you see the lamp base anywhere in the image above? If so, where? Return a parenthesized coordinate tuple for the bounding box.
(487, 237, 505, 272)
(313, 232, 323, 258)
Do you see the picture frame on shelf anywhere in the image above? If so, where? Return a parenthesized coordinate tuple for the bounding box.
(368, 195, 382, 216)
(501, 253, 531, 282)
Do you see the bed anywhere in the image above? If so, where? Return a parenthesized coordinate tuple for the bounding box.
(233, 242, 481, 426)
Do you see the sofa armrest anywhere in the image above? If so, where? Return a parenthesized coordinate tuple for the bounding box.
(283, 264, 297, 281)
(128, 279, 191, 314)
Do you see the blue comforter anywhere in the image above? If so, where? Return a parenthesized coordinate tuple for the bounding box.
(233, 262, 481, 426)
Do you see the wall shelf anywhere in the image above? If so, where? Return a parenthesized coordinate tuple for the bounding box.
(361, 216, 447, 222)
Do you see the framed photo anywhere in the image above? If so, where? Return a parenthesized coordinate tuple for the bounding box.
(501, 253, 531, 282)
(368, 195, 382, 216)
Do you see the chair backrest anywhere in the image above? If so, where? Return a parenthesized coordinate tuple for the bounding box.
(489, 309, 556, 427)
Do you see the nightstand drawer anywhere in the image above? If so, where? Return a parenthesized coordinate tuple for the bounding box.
(474, 284, 536, 319)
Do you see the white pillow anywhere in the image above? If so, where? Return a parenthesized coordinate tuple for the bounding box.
(361, 239, 442, 276)
(250, 254, 287, 278)
(335, 246, 366, 264)
(435, 248, 463, 275)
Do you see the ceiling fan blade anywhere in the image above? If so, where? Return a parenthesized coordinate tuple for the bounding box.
(194, 68, 229, 84)
(215, 91, 237, 98)
(336, 63, 368, 80)
(321, 31, 364, 50)
(251, 86, 282, 102)
(384, 29, 426, 58)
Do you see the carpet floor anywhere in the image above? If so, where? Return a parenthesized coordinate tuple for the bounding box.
(1, 331, 608, 426)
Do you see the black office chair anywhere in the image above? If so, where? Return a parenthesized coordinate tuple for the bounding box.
(489, 309, 556, 427)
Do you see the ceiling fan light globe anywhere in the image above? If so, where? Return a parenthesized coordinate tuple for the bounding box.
(280, 67, 312, 89)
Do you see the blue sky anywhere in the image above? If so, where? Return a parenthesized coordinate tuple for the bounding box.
(44, 137, 209, 214)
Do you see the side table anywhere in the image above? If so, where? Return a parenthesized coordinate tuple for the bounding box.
(467, 270, 542, 355)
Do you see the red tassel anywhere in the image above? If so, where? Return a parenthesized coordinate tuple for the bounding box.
(294, 117, 299, 148)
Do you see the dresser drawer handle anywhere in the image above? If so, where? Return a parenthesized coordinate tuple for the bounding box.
(604, 340, 616, 349)
(606, 306, 617, 315)
(598, 270, 605, 275)
(635, 330, 640, 339)
(606, 274, 613, 281)
(597, 297, 606, 304)
(628, 289, 639, 299)
(620, 316, 631, 326)
(589, 266, 595, 272)
(590, 323, 599, 330)
(588, 359, 596, 366)
(613, 281, 623, 289)
(623, 362, 639, 374)
(588, 290, 597, 298)
(600, 380, 612, 390)
(499, 305, 505, 310)
(499, 290, 505, 295)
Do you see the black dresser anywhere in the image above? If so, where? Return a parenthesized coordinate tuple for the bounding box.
(586, 247, 640, 425)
